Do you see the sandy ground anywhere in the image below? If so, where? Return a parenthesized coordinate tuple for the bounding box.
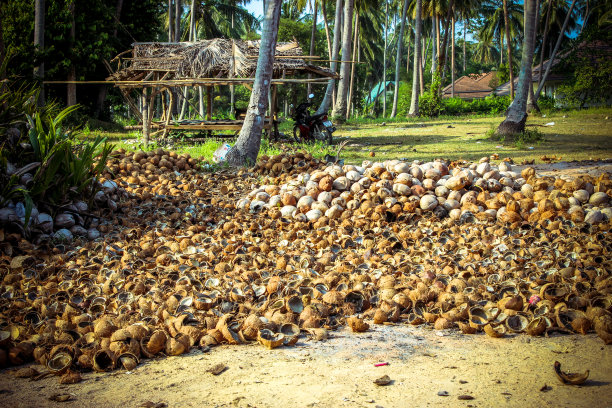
(0, 325, 610, 408)
(521, 160, 612, 178)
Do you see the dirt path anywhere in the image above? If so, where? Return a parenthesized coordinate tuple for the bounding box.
(1, 326, 610, 408)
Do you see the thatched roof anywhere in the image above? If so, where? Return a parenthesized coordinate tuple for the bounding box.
(108, 39, 336, 83)
(442, 72, 495, 100)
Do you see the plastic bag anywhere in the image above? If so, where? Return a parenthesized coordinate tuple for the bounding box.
(213, 143, 232, 163)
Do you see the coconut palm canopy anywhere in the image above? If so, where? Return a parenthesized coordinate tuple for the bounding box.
(108, 38, 336, 83)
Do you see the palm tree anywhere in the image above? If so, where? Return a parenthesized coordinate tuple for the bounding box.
(502, 0, 514, 98)
(34, 0, 45, 105)
(482, 0, 523, 67)
(317, 0, 343, 115)
(390, 0, 409, 117)
(408, 0, 422, 116)
(332, 0, 355, 120)
(497, 0, 537, 136)
(534, 0, 578, 101)
(226, 0, 282, 166)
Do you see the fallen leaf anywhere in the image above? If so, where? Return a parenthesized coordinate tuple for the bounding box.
(458, 395, 474, 400)
(540, 384, 552, 392)
(437, 391, 449, 397)
(139, 402, 168, 408)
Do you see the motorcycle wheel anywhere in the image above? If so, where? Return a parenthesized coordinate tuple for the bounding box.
(292, 126, 302, 144)
(312, 124, 333, 145)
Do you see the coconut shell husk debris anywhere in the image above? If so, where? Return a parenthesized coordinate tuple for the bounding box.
(0, 150, 610, 380)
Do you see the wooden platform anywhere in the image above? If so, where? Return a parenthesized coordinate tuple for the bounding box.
(126, 118, 276, 135)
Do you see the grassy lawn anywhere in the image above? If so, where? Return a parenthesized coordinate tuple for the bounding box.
(85, 107, 612, 165)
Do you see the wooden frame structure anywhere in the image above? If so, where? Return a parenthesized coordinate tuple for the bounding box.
(106, 39, 337, 143)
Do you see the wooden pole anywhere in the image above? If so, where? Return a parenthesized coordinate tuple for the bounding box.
(206, 86, 213, 120)
(142, 87, 150, 146)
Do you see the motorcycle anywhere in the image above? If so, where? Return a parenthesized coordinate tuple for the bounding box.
(291, 94, 335, 145)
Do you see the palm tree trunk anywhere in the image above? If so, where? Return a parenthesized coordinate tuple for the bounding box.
(317, 0, 343, 115)
(67, 1, 76, 106)
(382, 0, 389, 118)
(34, 0, 45, 105)
(226, 0, 282, 166)
(391, 0, 409, 118)
(463, 17, 467, 73)
(500, 32, 503, 65)
(168, 0, 174, 41)
(535, 0, 578, 101)
(332, 0, 354, 120)
(503, 0, 514, 99)
(451, 16, 455, 98)
(347, 11, 359, 120)
(431, 17, 437, 74)
(419, 37, 424, 95)
(408, 0, 422, 116)
(307, 2, 318, 96)
(175, 0, 181, 41)
(321, 0, 332, 62)
(538, 0, 552, 84)
(527, 0, 540, 112)
(406, 22, 411, 74)
(497, 0, 536, 136)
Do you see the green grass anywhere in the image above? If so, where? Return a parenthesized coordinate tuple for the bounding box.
(81, 107, 612, 165)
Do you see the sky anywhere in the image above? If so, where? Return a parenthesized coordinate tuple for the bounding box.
(245, 0, 265, 21)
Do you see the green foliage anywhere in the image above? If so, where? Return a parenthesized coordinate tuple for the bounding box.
(538, 95, 556, 111)
(434, 95, 511, 117)
(557, 57, 612, 108)
(419, 74, 443, 117)
(395, 82, 412, 117)
(1, 84, 114, 222)
(496, 63, 510, 84)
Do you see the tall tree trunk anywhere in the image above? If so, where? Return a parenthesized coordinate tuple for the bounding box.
(226, 0, 282, 166)
(391, 0, 409, 118)
(534, 0, 577, 101)
(500, 32, 503, 65)
(67, 1, 76, 107)
(419, 37, 424, 95)
(347, 11, 359, 120)
(406, 22, 411, 74)
(497, 0, 536, 136)
(317, 0, 343, 115)
(175, 0, 181, 41)
(142, 88, 150, 145)
(189, 0, 196, 41)
(463, 17, 467, 73)
(435, 15, 440, 62)
(538, 0, 552, 84)
(332, 0, 354, 120)
(96, 0, 123, 118)
(307, 2, 318, 95)
(451, 16, 455, 97)
(503, 0, 514, 98)
(431, 16, 437, 73)
(382, 0, 388, 117)
(168, 0, 174, 41)
(437, 1, 454, 78)
(321, 0, 332, 62)
(527, 0, 540, 112)
(34, 0, 45, 105)
(408, 0, 422, 116)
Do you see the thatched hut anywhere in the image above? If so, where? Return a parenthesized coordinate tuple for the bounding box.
(107, 39, 336, 141)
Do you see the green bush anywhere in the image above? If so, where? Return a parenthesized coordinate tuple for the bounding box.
(419, 74, 443, 117)
(538, 95, 556, 110)
(1, 83, 114, 228)
(396, 82, 412, 117)
(440, 95, 510, 115)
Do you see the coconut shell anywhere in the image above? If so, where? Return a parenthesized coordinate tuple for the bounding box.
(347, 317, 369, 333)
